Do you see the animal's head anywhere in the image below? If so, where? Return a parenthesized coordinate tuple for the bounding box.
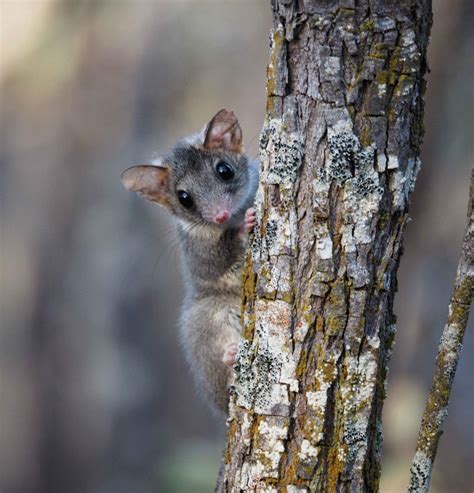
(121, 109, 253, 228)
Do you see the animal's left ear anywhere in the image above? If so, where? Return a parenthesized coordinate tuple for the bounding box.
(203, 109, 243, 153)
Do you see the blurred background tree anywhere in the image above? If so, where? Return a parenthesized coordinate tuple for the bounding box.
(0, 1, 472, 492)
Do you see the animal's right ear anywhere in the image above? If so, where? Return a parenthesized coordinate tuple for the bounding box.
(121, 164, 170, 206)
(203, 109, 243, 153)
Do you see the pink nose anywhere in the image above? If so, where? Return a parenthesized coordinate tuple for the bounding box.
(214, 210, 230, 224)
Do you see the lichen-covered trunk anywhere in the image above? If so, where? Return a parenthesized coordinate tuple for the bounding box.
(219, 1, 432, 492)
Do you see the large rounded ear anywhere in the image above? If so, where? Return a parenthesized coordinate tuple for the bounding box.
(121, 164, 170, 206)
(203, 109, 243, 153)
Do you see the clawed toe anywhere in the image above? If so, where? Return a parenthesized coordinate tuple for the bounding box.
(244, 208, 256, 233)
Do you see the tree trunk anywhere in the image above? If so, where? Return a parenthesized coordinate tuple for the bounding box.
(219, 1, 432, 492)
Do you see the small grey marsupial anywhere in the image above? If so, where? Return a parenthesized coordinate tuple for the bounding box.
(121, 109, 259, 413)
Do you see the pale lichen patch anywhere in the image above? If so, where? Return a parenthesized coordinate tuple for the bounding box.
(257, 418, 289, 472)
(306, 366, 335, 415)
(315, 223, 333, 260)
(377, 82, 387, 97)
(315, 132, 383, 276)
(377, 152, 387, 172)
(387, 154, 399, 169)
(260, 118, 305, 187)
(287, 486, 308, 493)
(341, 224, 356, 253)
(440, 321, 461, 353)
(240, 410, 253, 448)
(306, 388, 328, 410)
(389, 171, 406, 209)
(239, 418, 290, 488)
(280, 357, 299, 392)
(234, 300, 297, 415)
(300, 439, 319, 462)
(326, 131, 358, 184)
(260, 258, 293, 296)
(325, 108, 353, 136)
(408, 451, 432, 493)
(336, 330, 383, 477)
(234, 339, 283, 412)
(325, 132, 383, 205)
(252, 116, 303, 301)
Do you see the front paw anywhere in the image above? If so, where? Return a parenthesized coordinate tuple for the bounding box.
(222, 342, 238, 367)
(241, 207, 256, 235)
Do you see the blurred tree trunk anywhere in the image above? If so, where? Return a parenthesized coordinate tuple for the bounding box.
(219, 1, 432, 491)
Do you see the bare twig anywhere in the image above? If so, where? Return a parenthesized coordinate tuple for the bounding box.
(408, 170, 474, 492)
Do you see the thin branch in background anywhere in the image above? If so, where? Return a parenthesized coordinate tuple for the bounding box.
(408, 169, 474, 493)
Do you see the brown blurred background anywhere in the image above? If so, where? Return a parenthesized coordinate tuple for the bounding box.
(0, 1, 472, 492)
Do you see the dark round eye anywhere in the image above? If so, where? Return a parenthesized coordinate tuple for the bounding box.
(177, 190, 193, 209)
(216, 161, 234, 181)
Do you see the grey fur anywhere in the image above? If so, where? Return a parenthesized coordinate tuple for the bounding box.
(173, 142, 258, 412)
(123, 126, 259, 412)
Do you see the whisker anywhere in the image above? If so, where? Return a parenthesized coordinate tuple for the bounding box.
(150, 217, 212, 308)
(246, 131, 260, 153)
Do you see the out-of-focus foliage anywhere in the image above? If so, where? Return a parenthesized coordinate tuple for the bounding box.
(0, 1, 472, 492)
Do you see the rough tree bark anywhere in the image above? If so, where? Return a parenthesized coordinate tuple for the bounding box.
(219, 1, 432, 492)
